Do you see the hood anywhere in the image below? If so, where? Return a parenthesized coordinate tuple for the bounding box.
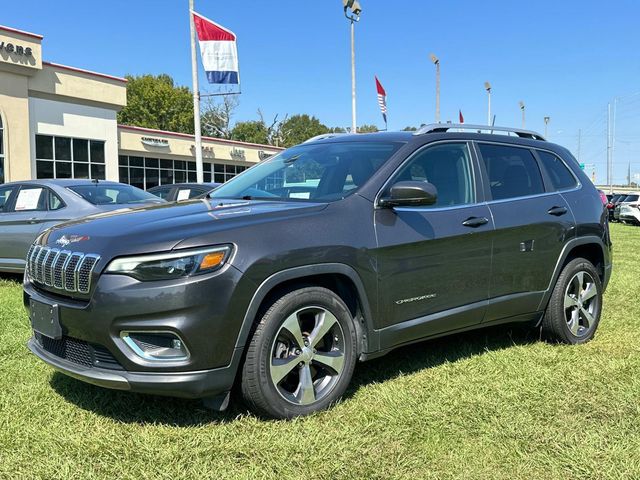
(39, 198, 328, 258)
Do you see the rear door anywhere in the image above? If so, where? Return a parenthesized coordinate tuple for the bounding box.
(477, 143, 575, 322)
(374, 141, 493, 347)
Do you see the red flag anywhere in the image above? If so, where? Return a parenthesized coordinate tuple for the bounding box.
(375, 76, 387, 125)
(459, 110, 464, 123)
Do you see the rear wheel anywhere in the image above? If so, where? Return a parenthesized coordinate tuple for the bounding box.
(241, 287, 357, 419)
(542, 258, 602, 344)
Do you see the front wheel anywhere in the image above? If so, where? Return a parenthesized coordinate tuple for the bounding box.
(241, 287, 357, 419)
(541, 257, 603, 344)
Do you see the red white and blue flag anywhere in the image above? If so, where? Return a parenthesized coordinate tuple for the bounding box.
(375, 76, 387, 125)
(192, 11, 239, 85)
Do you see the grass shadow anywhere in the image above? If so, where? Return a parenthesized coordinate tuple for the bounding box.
(50, 322, 539, 426)
(0, 272, 23, 283)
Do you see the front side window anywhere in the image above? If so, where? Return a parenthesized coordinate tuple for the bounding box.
(210, 142, 403, 202)
(68, 184, 161, 205)
(386, 142, 475, 208)
(479, 144, 544, 200)
(537, 151, 577, 191)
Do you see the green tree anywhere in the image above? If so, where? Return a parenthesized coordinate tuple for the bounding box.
(279, 114, 329, 147)
(402, 126, 418, 131)
(358, 124, 379, 133)
(232, 120, 269, 145)
(117, 74, 194, 133)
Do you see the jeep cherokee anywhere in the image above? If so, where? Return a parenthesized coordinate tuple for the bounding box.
(24, 124, 612, 419)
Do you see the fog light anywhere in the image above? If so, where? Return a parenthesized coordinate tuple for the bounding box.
(121, 331, 190, 362)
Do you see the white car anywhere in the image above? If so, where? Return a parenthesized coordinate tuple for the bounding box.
(620, 200, 640, 225)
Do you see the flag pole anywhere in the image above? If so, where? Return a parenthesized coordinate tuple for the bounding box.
(189, 0, 204, 183)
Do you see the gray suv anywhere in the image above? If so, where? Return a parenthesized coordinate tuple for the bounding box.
(24, 124, 612, 419)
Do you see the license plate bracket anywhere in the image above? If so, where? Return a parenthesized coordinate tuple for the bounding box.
(30, 300, 62, 340)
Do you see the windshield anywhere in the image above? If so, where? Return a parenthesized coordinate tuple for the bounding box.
(68, 184, 162, 205)
(210, 141, 403, 202)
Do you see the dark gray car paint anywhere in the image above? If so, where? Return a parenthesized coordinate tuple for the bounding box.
(24, 131, 612, 401)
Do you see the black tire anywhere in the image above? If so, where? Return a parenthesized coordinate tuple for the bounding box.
(542, 257, 603, 344)
(241, 286, 357, 419)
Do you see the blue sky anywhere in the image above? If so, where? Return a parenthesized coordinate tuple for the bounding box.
(4, 0, 640, 184)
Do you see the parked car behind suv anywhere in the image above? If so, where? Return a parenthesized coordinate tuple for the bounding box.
(614, 193, 639, 221)
(619, 198, 640, 225)
(147, 182, 220, 202)
(23, 125, 612, 419)
(0, 180, 163, 273)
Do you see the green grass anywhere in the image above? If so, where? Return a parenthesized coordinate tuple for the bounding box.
(1, 224, 640, 479)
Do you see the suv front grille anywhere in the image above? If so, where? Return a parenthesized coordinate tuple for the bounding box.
(34, 332, 122, 370)
(26, 245, 100, 295)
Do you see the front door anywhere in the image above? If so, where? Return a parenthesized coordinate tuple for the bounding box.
(374, 142, 493, 349)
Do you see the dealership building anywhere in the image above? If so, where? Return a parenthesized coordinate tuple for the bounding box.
(0, 25, 282, 187)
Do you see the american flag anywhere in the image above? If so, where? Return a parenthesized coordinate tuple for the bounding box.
(375, 76, 387, 125)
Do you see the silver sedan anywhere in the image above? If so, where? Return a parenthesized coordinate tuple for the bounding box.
(0, 179, 164, 273)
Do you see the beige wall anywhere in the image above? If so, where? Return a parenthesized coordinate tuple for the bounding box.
(0, 70, 31, 180)
(118, 127, 283, 167)
(0, 27, 42, 75)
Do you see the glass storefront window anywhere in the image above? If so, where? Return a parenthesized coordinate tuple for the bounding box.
(35, 134, 106, 180)
(118, 155, 244, 189)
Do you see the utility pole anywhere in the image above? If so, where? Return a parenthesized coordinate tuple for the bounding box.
(607, 103, 611, 191)
(544, 116, 550, 138)
(577, 129, 582, 164)
(519, 101, 525, 128)
(611, 97, 617, 193)
(343, 1, 362, 134)
(189, 0, 203, 183)
(484, 82, 491, 126)
(430, 53, 440, 123)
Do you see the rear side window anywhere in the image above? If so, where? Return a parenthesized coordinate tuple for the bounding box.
(48, 190, 65, 210)
(537, 151, 577, 191)
(625, 195, 639, 202)
(479, 144, 544, 200)
(14, 186, 47, 212)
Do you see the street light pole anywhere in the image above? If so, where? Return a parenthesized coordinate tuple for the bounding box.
(544, 116, 550, 138)
(430, 53, 440, 123)
(519, 101, 525, 128)
(343, 1, 362, 133)
(484, 81, 491, 126)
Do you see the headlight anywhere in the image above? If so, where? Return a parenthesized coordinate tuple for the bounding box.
(105, 245, 232, 281)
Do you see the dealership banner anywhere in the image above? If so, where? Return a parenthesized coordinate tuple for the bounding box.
(192, 11, 239, 84)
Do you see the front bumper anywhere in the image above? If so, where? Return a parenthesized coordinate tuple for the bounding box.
(27, 336, 243, 399)
(24, 264, 256, 399)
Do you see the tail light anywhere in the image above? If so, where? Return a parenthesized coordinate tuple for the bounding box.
(598, 190, 608, 205)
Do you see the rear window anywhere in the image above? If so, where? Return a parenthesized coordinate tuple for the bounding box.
(68, 184, 161, 205)
(624, 195, 639, 202)
(478, 144, 545, 200)
(537, 151, 577, 191)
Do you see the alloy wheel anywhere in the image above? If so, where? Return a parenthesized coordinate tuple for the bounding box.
(269, 306, 346, 405)
(563, 271, 599, 337)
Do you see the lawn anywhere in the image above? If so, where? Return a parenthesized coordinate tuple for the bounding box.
(1, 223, 639, 479)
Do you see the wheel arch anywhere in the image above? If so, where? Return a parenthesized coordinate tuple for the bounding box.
(538, 235, 610, 312)
(234, 264, 378, 359)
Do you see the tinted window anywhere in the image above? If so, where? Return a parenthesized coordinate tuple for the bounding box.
(48, 190, 64, 210)
(149, 186, 172, 200)
(479, 144, 544, 200)
(0, 185, 15, 212)
(68, 184, 161, 205)
(624, 195, 639, 202)
(537, 151, 577, 191)
(390, 142, 475, 207)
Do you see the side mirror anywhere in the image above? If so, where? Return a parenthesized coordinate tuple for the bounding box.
(379, 180, 438, 208)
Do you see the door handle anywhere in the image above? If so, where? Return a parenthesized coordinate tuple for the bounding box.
(462, 216, 489, 228)
(28, 218, 39, 224)
(547, 206, 568, 216)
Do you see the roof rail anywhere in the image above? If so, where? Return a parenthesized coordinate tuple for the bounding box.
(413, 123, 546, 141)
(303, 133, 347, 143)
